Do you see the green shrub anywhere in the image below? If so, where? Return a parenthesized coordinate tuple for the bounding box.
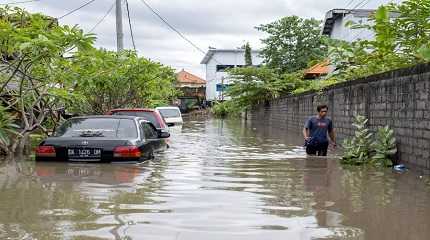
(371, 126, 397, 167)
(342, 116, 397, 167)
(211, 101, 242, 118)
(341, 115, 373, 165)
(0, 106, 19, 153)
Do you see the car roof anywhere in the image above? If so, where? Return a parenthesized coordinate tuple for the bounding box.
(156, 106, 180, 110)
(69, 115, 150, 122)
(109, 108, 156, 112)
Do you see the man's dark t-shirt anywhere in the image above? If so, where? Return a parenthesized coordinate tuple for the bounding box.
(304, 117, 333, 143)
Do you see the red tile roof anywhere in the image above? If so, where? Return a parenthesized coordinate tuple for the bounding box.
(176, 70, 206, 85)
(304, 60, 330, 78)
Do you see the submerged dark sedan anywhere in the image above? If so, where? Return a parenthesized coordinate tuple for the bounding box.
(36, 116, 170, 162)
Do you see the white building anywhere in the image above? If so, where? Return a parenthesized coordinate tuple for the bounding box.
(322, 9, 376, 42)
(200, 49, 264, 102)
(304, 9, 378, 79)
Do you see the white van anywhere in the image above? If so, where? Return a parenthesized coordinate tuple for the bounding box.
(156, 107, 183, 126)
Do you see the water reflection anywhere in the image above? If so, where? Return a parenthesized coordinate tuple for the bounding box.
(0, 117, 429, 240)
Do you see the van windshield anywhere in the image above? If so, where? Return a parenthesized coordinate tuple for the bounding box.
(158, 109, 181, 118)
(55, 118, 137, 139)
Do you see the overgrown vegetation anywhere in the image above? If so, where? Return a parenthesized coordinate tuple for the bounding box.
(0, 6, 177, 154)
(0, 106, 19, 154)
(342, 115, 397, 167)
(371, 126, 397, 167)
(70, 49, 177, 114)
(256, 16, 327, 74)
(212, 101, 241, 118)
(216, 0, 430, 117)
(341, 116, 374, 165)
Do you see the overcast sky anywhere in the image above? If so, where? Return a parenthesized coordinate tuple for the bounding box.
(8, 0, 400, 78)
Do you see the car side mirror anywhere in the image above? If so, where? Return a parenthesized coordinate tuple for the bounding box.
(158, 131, 170, 138)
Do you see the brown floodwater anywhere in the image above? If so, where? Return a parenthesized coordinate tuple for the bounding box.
(1, 116, 430, 240)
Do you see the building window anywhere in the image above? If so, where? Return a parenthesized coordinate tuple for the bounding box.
(216, 65, 235, 72)
(216, 84, 230, 92)
(216, 65, 261, 72)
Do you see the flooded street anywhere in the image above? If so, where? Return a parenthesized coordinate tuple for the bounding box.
(1, 116, 430, 240)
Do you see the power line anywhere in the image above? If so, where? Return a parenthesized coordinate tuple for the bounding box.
(0, 0, 39, 5)
(356, 0, 372, 9)
(89, 1, 115, 33)
(125, 0, 136, 51)
(137, 0, 216, 61)
(348, 0, 376, 42)
(57, 0, 97, 20)
(350, 0, 371, 10)
(345, 0, 357, 8)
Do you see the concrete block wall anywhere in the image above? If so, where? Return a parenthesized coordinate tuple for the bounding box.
(249, 63, 430, 169)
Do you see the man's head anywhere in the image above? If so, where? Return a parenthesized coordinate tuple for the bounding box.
(317, 104, 328, 118)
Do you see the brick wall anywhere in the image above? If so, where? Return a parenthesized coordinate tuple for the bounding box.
(249, 63, 430, 169)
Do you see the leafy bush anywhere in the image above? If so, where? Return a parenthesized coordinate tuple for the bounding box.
(211, 101, 242, 118)
(418, 45, 430, 61)
(0, 106, 19, 154)
(342, 116, 397, 167)
(371, 126, 397, 167)
(341, 116, 373, 165)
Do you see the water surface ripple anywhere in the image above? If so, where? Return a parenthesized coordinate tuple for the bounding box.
(1, 117, 430, 240)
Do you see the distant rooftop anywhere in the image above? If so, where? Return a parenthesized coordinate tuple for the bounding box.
(304, 60, 331, 79)
(322, 9, 375, 36)
(200, 48, 261, 64)
(176, 69, 206, 85)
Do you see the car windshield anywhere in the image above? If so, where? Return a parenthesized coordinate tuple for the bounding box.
(158, 109, 181, 118)
(55, 118, 138, 139)
(112, 111, 161, 128)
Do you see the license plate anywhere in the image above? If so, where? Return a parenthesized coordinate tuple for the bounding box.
(68, 148, 102, 160)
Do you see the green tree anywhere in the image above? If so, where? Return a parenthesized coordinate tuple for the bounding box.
(256, 16, 327, 74)
(329, 0, 430, 82)
(418, 45, 430, 61)
(244, 42, 252, 66)
(0, 6, 94, 153)
(388, 0, 430, 61)
(71, 49, 178, 114)
(0, 6, 178, 154)
(0, 106, 19, 155)
(225, 67, 307, 109)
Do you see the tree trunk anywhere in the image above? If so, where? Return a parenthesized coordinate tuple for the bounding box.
(16, 132, 31, 156)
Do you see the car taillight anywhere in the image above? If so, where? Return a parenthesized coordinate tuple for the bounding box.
(36, 146, 56, 157)
(113, 146, 141, 158)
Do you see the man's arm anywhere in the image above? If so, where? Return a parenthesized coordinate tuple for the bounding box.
(303, 118, 311, 140)
(328, 120, 336, 146)
(303, 128, 310, 140)
(329, 129, 336, 146)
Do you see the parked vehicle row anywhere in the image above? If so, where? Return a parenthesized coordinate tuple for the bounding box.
(36, 107, 183, 163)
(156, 107, 183, 126)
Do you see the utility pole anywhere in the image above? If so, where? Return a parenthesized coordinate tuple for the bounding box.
(221, 77, 225, 101)
(116, 0, 124, 52)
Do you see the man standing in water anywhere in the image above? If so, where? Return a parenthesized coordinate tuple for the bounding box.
(303, 104, 336, 156)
